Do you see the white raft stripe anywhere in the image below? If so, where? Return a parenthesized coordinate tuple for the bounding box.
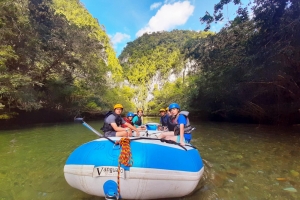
(64, 165, 204, 181)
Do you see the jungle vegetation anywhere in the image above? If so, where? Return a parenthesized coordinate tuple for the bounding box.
(187, 0, 300, 124)
(119, 30, 212, 114)
(121, 0, 300, 125)
(1, 0, 299, 125)
(0, 0, 135, 123)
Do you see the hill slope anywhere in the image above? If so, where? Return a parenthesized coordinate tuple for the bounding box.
(119, 30, 211, 113)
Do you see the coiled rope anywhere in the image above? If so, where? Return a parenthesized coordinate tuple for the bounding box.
(115, 137, 132, 199)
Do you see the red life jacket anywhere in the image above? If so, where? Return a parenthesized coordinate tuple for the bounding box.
(121, 117, 133, 128)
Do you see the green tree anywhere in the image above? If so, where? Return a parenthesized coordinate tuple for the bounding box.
(0, 0, 127, 121)
(119, 30, 211, 113)
(188, 0, 300, 124)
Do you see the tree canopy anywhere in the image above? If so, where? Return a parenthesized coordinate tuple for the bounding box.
(0, 0, 132, 121)
(119, 30, 212, 114)
(188, 0, 300, 124)
(1, 0, 299, 125)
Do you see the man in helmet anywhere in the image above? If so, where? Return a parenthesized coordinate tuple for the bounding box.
(101, 104, 140, 137)
(132, 109, 146, 129)
(157, 103, 193, 146)
(166, 107, 171, 116)
(158, 108, 169, 131)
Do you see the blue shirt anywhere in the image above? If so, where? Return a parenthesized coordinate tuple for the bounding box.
(177, 114, 191, 142)
(160, 114, 169, 126)
(177, 114, 187, 126)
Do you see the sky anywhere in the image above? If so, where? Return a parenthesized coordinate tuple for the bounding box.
(80, 0, 251, 56)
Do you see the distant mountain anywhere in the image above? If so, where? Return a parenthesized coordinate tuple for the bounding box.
(119, 30, 211, 112)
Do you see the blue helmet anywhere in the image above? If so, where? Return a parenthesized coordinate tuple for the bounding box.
(169, 103, 180, 110)
(127, 112, 135, 117)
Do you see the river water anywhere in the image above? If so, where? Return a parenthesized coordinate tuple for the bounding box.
(0, 117, 299, 200)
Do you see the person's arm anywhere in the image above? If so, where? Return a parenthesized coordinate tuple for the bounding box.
(111, 123, 128, 132)
(177, 115, 187, 146)
(121, 117, 128, 128)
(179, 124, 185, 146)
(125, 122, 140, 136)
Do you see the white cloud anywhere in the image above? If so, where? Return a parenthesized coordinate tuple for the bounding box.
(150, 2, 162, 10)
(110, 32, 131, 46)
(136, 1, 194, 37)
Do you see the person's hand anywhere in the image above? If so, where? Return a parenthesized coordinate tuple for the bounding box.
(127, 129, 133, 137)
(139, 125, 146, 130)
(180, 141, 185, 146)
(135, 130, 140, 137)
(158, 126, 163, 131)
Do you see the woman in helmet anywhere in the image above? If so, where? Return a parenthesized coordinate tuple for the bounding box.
(157, 103, 193, 146)
(101, 104, 140, 137)
(132, 109, 146, 129)
(123, 112, 146, 131)
(122, 112, 135, 127)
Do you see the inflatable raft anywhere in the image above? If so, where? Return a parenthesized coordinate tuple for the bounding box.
(64, 120, 204, 199)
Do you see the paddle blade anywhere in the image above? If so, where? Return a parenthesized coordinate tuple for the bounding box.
(74, 118, 84, 123)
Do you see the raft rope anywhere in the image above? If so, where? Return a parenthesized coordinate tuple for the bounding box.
(115, 137, 133, 199)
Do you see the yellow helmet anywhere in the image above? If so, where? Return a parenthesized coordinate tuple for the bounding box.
(159, 108, 166, 112)
(166, 107, 169, 111)
(114, 104, 123, 109)
(137, 108, 143, 113)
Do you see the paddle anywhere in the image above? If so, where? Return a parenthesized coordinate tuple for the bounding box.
(74, 117, 103, 137)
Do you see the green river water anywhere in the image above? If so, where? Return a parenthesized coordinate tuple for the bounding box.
(0, 117, 299, 200)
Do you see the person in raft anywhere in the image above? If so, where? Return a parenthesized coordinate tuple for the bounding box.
(158, 108, 169, 131)
(166, 106, 171, 116)
(157, 103, 193, 146)
(122, 112, 145, 131)
(122, 112, 135, 127)
(132, 109, 146, 130)
(101, 104, 140, 137)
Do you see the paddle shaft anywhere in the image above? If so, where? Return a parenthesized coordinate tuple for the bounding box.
(82, 122, 103, 137)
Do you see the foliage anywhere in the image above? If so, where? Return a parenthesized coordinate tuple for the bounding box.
(119, 30, 211, 113)
(100, 86, 136, 114)
(200, 0, 244, 31)
(0, 0, 127, 120)
(2, 0, 299, 126)
(147, 78, 190, 115)
(52, 0, 123, 82)
(188, 0, 300, 124)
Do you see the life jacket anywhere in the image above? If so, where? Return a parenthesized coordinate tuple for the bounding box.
(121, 117, 133, 128)
(101, 111, 122, 132)
(160, 114, 169, 126)
(170, 111, 194, 135)
(133, 114, 142, 126)
(167, 115, 176, 131)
